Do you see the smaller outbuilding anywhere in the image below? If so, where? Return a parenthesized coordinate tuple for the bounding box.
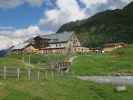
(103, 42, 127, 52)
(74, 47, 91, 53)
(12, 42, 38, 54)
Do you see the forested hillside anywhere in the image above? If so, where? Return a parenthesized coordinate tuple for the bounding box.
(57, 2, 133, 47)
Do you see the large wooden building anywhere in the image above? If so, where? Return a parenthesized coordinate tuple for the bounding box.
(32, 32, 81, 54)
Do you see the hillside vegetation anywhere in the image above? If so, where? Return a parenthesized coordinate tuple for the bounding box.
(0, 53, 66, 68)
(57, 2, 133, 47)
(71, 44, 133, 75)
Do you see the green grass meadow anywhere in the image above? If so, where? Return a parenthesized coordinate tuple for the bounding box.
(1, 77, 133, 100)
(0, 45, 133, 99)
(0, 53, 66, 68)
(71, 44, 133, 75)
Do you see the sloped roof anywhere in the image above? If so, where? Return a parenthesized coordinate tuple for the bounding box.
(40, 32, 74, 43)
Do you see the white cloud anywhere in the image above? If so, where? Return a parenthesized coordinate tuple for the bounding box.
(80, 0, 133, 10)
(81, 0, 108, 6)
(13, 26, 41, 38)
(39, 0, 87, 32)
(0, 25, 41, 38)
(121, 0, 133, 3)
(0, 25, 42, 49)
(0, 36, 13, 50)
(0, 35, 25, 50)
(0, 0, 44, 9)
(39, 0, 133, 32)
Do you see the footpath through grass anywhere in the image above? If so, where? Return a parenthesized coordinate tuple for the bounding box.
(71, 44, 133, 75)
(0, 77, 133, 100)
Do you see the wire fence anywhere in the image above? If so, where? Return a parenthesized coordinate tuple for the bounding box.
(0, 62, 71, 80)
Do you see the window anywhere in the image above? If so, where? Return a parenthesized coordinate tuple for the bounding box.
(59, 43, 62, 47)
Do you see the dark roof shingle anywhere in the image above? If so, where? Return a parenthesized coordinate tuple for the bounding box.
(40, 32, 73, 43)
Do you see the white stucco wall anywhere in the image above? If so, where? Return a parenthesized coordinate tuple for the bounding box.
(48, 43, 66, 48)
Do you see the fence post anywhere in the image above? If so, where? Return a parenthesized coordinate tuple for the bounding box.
(3, 66, 6, 80)
(58, 65, 61, 72)
(45, 71, 47, 79)
(61, 69, 64, 76)
(17, 68, 20, 80)
(51, 71, 54, 80)
(37, 70, 40, 80)
(28, 68, 31, 80)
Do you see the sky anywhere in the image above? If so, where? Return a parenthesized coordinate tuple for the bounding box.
(0, 0, 133, 50)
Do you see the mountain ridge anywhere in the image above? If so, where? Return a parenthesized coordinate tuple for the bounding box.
(57, 2, 133, 47)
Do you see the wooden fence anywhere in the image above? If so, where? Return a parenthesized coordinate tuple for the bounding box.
(0, 62, 71, 80)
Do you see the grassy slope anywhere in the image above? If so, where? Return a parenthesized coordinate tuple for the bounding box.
(72, 44, 133, 75)
(0, 47, 133, 99)
(0, 53, 66, 68)
(0, 78, 133, 100)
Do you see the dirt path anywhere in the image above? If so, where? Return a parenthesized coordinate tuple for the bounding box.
(77, 76, 133, 85)
(68, 56, 77, 63)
